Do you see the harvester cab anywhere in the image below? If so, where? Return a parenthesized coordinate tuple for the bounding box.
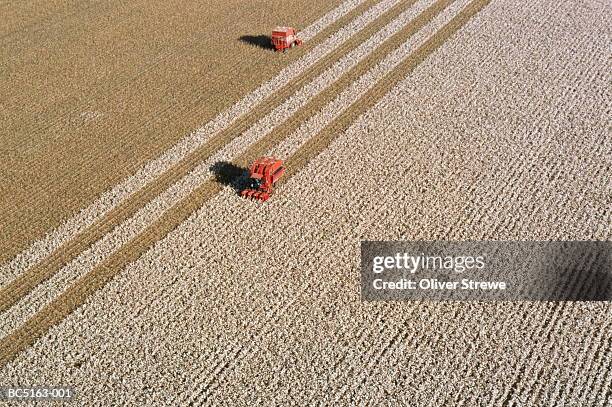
(271, 27, 303, 52)
(241, 157, 285, 202)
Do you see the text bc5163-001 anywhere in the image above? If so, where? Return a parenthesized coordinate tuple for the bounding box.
(0, 387, 75, 400)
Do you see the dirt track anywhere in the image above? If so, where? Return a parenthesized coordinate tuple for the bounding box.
(0, 0, 610, 405)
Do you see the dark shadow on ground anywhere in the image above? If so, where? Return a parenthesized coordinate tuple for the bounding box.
(239, 35, 274, 50)
(210, 161, 249, 194)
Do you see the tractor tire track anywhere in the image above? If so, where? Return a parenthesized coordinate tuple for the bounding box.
(0, 0, 371, 283)
(0, 0, 490, 368)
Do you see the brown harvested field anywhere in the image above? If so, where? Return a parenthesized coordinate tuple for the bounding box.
(1, 0, 611, 405)
(0, 0, 357, 263)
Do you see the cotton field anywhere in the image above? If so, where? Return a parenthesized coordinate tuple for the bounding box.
(0, 0, 610, 405)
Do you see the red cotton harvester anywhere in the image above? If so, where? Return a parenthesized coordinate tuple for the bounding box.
(241, 157, 286, 202)
(271, 27, 302, 52)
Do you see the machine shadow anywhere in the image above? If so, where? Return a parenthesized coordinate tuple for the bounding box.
(239, 35, 274, 50)
(209, 161, 249, 194)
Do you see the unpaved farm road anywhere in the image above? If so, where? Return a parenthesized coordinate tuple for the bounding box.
(1, 0, 611, 405)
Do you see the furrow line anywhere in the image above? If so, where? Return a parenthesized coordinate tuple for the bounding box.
(332, 303, 446, 403)
(190, 206, 407, 404)
(493, 302, 570, 406)
(500, 301, 582, 405)
(502, 254, 608, 404)
(545, 317, 606, 405)
(537, 304, 611, 406)
(192, 295, 304, 405)
(434, 304, 525, 406)
(580, 324, 612, 406)
(593, 340, 612, 406)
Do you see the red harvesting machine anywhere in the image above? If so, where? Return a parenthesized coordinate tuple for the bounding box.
(271, 27, 303, 52)
(240, 157, 286, 202)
